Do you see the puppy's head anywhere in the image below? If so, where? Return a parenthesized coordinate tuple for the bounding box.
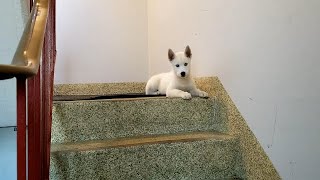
(168, 45, 192, 78)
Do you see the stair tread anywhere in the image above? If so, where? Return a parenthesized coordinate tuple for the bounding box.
(53, 95, 210, 103)
(51, 97, 224, 144)
(51, 131, 234, 153)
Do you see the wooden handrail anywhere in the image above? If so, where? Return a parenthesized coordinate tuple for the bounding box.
(0, 0, 49, 80)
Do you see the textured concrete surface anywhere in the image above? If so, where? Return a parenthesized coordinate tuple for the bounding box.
(52, 98, 227, 144)
(54, 82, 145, 96)
(196, 77, 281, 179)
(51, 131, 234, 152)
(51, 77, 281, 179)
(51, 133, 239, 180)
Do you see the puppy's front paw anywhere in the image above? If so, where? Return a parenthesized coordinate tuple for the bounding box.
(181, 92, 192, 100)
(199, 91, 208, 98)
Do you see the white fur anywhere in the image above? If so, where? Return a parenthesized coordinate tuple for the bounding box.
(145, 46, 208, 99)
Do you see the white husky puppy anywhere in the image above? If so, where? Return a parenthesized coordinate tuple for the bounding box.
(145, 46, 208, 99)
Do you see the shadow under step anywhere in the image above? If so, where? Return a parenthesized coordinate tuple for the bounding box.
(50, 131, 240, 180)
(53, 93, 166, 101)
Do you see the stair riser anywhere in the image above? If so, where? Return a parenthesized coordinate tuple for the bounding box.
(51, 139, 238, 180)
(52, 98, 227, 143)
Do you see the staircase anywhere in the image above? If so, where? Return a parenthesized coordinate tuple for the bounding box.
(50, 77, 280, 180)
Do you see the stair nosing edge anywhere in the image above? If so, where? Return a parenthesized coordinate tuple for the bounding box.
(51, 131, 234, 153)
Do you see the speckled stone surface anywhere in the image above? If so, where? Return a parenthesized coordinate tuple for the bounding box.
(54, 82, 145, 96)
(51, 77, 281, 179)
(196, 77, 281, 179)
(51, 137, 239, 180)
(52, 98, 227, 143)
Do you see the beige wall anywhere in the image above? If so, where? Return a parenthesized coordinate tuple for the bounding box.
(55, 0, 148, 84)
(0, 1, 28, 179)
(148, 0, 320, 179)
(55, 0, 320, 179)
(0, 0, 27, 127)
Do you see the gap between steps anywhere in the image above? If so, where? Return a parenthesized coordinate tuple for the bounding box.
(53, 93, 165, 101)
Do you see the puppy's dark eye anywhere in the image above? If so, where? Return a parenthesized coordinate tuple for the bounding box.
(184, 63, 188, 66)
(176, 64, 180, 67)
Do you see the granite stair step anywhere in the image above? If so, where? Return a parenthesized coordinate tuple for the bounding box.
(50, 131, 240, 180)
(50, 77, 281, 179)
(52, 97, 227, 144)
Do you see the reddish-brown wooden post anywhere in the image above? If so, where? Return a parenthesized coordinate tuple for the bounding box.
(41, 0, 56, 179)
(27, 1, 42, 179)
(27, 77, 35, 179)
(17, 0, 56, 179)
(34, 71, 42, 179)
(27, 70, 42, 180)
(25, 0, 56, 179)
(17, 77, 26, 180)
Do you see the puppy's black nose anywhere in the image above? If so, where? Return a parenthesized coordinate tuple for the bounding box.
(181, 72, 186, 77)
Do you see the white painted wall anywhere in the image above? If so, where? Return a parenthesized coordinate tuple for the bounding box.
(55, 0, 320, 178)
(0, 128, 17, 180)
(148, 0, 320, 179)
(0, 0, 28, 179)
(0, 0, 27, 127)
(54, 0, 148, 84)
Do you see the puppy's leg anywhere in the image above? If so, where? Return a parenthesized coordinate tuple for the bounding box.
(146, 89, 160, 95)
(145, 79, 160, 95)
(146, 85, 160, 95)
(167, 89, 192, 99)
(190, 87, 208, 98)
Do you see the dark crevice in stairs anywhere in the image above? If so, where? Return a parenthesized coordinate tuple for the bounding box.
(53, 93, 165, 101)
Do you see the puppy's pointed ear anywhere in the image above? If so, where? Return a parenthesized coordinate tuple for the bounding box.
(185, 45, 192, 58)
(168, 49, 175, 61)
